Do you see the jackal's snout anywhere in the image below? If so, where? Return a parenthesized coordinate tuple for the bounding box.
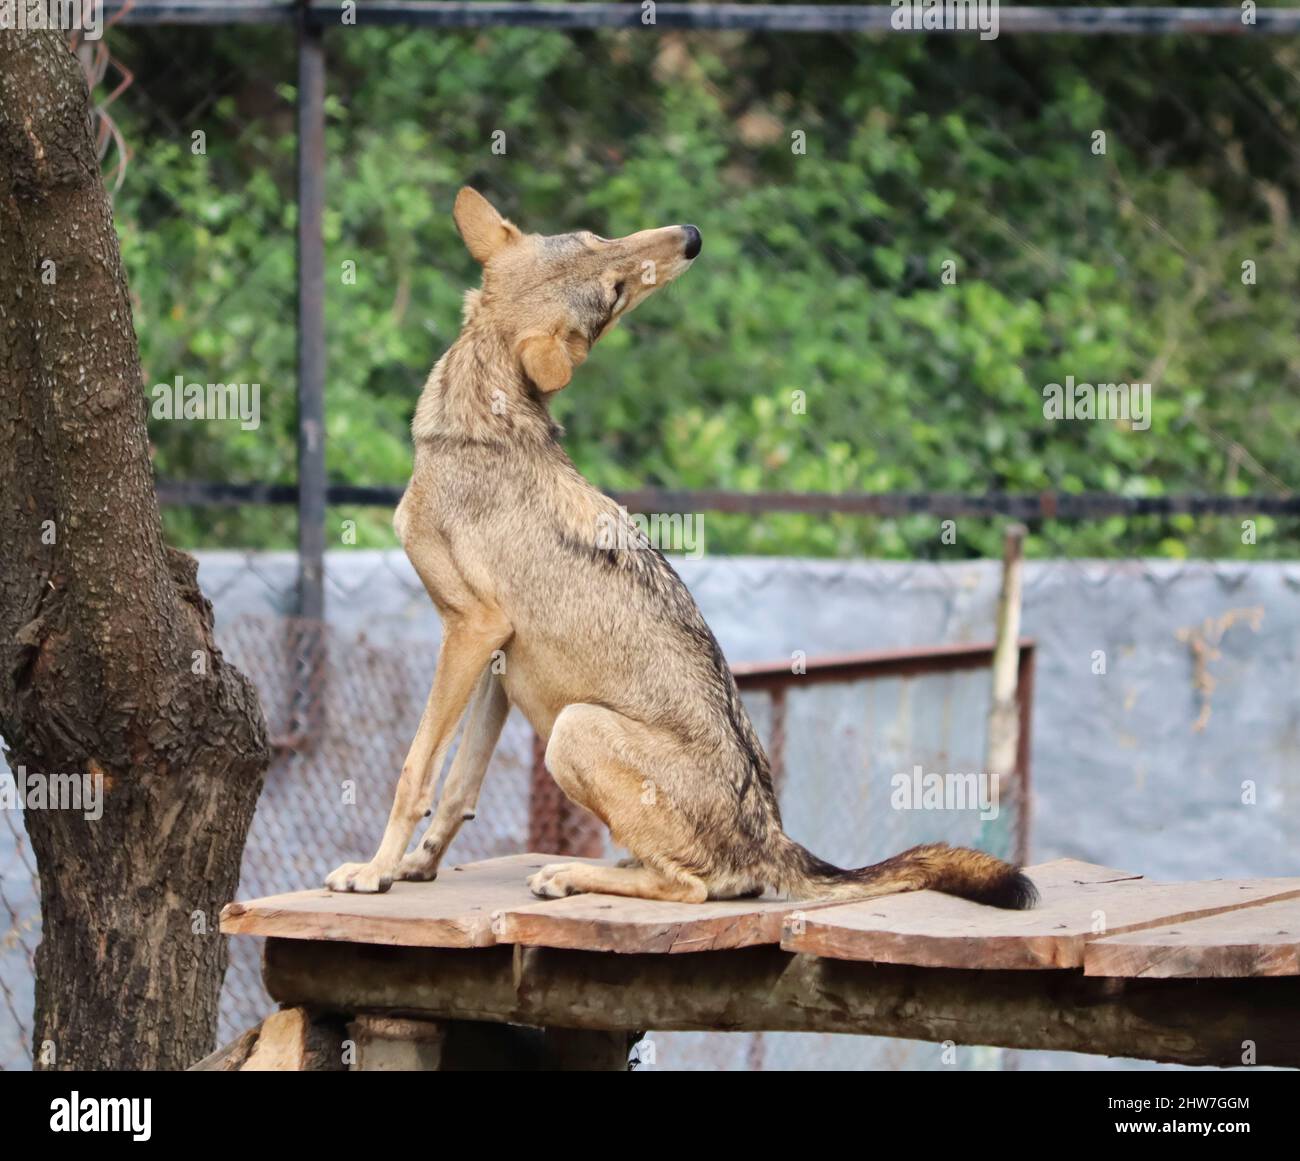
(682, 224, 702, 259)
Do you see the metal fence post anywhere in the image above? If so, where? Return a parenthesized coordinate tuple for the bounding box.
(291, 6, 327, 746)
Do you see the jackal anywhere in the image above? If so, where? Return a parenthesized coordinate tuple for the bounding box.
(325, 188, 1037, 910)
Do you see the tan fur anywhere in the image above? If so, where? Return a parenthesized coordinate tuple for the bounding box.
(326, 190, 1036, 912)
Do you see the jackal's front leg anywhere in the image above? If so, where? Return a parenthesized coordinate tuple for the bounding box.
(326, 609, 511, 893)
(395, 667, 509, 882)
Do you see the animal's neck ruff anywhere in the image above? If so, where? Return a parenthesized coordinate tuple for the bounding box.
(412, 294, 562, 449)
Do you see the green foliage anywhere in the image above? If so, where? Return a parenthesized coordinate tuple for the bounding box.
(106, 27, 1300, 558)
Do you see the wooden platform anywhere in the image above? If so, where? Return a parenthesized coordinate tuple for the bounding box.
(222, 854, 1300, 974)
(221, 853, 814, 954)
(217, 854, 1300, 1070)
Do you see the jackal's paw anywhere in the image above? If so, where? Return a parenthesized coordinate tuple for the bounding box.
(325, 861, 393, 894)
(395, 850, 439, 883)
(527, 862, 588, 899)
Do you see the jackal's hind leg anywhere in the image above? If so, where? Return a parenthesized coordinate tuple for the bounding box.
(533, 703, 713, 903)
(528, 861, 706, 903)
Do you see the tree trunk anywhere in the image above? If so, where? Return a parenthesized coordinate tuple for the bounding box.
(0, 33, 271, 1070)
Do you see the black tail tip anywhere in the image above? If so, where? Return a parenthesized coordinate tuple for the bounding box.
(1000, 869, 1039, 910)
(964, 866, 1039, 910)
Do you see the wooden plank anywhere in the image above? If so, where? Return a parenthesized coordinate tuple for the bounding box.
(231, 1008, 344, 1072)
(240, 1008, 311, 1071)
(220, 854, 604, 948)
(1086, 896, 1300, 979)
(263, 939, 1300, 1068)
(1022, 858, 1146, 888)
(188, 1026, 260, 1071)
(494, 892, 823, 954)
(781, 859, 1300, 970)
(493, 857, 1128, 955)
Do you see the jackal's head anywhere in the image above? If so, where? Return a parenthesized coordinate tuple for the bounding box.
(452, 187, 701, 393)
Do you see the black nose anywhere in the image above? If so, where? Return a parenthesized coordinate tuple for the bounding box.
(682, 224, 702, 260)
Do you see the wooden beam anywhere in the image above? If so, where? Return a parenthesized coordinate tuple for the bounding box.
(262, 939, 1300, 1068)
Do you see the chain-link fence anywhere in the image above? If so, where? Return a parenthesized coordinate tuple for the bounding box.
(0, 591, 1030, 1069)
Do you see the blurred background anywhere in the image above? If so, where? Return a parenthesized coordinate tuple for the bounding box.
(109, 9, 1300, 558)
(1, 3, 1298, 1070)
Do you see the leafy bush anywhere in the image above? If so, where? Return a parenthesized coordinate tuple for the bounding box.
(106, 26, 1300, 558)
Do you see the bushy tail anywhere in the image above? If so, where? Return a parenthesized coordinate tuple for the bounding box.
(780, 839, 1038, 910)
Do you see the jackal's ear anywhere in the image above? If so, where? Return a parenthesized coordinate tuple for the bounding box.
(453, 187, 521, 264)
(517, 333, 573, 393)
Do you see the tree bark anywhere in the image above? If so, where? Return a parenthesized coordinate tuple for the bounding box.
(0, 33, 270, 1070)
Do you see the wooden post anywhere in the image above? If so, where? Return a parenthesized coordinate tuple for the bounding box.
(985, 524, 1026, 855)
(347, 1015, 446, 1071)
